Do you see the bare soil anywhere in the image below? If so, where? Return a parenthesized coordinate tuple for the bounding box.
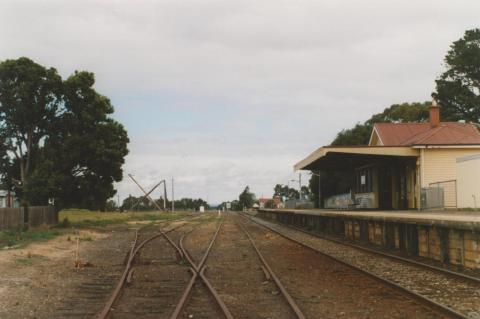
(0, 226, 135, 319)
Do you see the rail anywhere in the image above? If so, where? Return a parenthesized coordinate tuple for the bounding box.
(239, 212, 469, 319)
(235, 219, 306, 319)
(170, 218, 233, 319)
(97, 216, 194, 319)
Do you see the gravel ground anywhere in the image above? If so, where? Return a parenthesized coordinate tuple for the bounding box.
(204, 214, 295, 319)
(239, 214, 451, 319)
(250, 214, 480, 319)
(181, 216, 225, 319)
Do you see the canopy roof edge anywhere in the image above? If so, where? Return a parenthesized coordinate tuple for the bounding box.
(294, 146, 419, 171)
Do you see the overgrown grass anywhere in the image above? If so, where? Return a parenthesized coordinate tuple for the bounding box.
(59, 209, 190, 228)
(0, 227, 61, 249)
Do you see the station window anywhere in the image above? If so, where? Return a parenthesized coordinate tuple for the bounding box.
(355, 168, 373, 193)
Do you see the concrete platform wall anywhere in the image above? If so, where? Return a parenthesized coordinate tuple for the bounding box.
(257, 210, 480, 270)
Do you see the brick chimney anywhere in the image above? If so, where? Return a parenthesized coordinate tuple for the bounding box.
(429, 98, 440, 127)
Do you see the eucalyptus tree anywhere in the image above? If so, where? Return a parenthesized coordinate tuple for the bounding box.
(435, 28, 480, 123)
(0, 57, 62, 193)
(0, 57, 129, 209)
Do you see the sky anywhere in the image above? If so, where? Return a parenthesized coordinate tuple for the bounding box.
(1, 0, 479, 205)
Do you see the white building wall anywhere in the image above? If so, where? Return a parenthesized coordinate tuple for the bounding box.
(422, 148, 480, 208)
(457, 154, 480, 209)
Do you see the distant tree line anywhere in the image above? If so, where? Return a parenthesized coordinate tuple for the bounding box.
(0, 57, 129, 210)
(120, 195, 209, 211)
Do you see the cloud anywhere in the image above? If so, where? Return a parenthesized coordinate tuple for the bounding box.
(1, 0, 479, 203)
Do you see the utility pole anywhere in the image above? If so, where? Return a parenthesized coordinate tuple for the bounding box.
(171, 177, 175, 212)
(163, 180, 167, 211)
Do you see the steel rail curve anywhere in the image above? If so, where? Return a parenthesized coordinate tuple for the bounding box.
(170, 218, 233, 319)
(239, 213, 469, 319)
(97, 217, 194, 319)
(235, 219, 306, 319)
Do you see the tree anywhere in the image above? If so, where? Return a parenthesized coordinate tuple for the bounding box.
(0, 58, 129, 210)
(0, 57, 62, 198)
(273, 184, 299, 200)
(434, 29, 480, 123)
(105, 199, 118, 212)
(238, 186, 255, 210)
(332, 102, 430, 145)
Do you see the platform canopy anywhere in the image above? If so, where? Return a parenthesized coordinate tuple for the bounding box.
(294, 146, 419, 171)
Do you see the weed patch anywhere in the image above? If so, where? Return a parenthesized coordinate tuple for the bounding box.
(0, 227, 60, 249)
(15, 257, 33, 265)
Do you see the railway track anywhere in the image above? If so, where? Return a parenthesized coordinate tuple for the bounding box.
(184, 214, 307, 318)
(241, 212, 480, 319)
(97, 215, 203, 319)
(170, 217, 232, 319)
(172, 214, 306, 319)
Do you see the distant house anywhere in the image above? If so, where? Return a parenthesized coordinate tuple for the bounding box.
(295, 100, 480, 210)
(258, 196, 284, 209)
(0, 190, 16, 208)
(258, 198, 269, 209)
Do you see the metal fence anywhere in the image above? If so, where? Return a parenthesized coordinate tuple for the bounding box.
(0, 206, 58, 229)
(429, 180, 457, 208)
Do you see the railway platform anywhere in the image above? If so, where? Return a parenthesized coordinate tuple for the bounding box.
(257, 209, 480, 270)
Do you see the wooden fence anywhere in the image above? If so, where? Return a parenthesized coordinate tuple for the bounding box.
(0, 206, 58, 229)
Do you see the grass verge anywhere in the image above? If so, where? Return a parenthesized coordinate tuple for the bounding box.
(59, 209, 190, 228)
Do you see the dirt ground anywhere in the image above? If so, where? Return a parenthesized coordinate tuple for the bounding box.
(0, 213, 459, 319)
(0, 226, 135, 319)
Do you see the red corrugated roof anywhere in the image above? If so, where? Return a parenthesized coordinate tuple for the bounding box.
(373, 122, 480, 146)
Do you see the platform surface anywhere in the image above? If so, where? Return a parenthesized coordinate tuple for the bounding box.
(258, 209, 480, 231)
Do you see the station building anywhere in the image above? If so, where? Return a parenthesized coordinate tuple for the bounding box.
(294, 101, 480, 210)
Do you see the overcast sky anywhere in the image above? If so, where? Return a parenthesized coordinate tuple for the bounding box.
(1, 1, 479, 204)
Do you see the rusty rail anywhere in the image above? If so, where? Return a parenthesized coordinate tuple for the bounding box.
(235, 220, 306, 319)
(170, 218, 233, 319)
(266, 215, 480, 285)
(97, 218, 192, 319)
(239, 213, 469, 319)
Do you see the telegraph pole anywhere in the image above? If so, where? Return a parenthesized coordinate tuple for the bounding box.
(163, 180, 167, 211)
